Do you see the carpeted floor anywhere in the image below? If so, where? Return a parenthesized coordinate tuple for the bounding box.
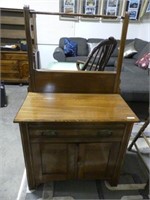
(0, 84, 27, 200)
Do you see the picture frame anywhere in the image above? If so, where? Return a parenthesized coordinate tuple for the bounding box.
(101, 0, 122, 21)
(126, 0, 142, 20)
(59, 0, 79, 21)
(80, 0, 101, 21)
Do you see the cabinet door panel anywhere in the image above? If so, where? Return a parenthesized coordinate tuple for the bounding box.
(78, 143, 120, 179)
(31, 143, 76, 182)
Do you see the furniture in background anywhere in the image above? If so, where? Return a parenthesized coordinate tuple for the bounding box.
(53, 37, 149, 67)
(1, 50, 39, 84)
(54, 37, 149, 120)
(128, 117, 150, 170)
(0, 7, 39, 84)
(128, 117, 150, 190)
(1, 51, 29, 84)
(76, 37, 117, 71)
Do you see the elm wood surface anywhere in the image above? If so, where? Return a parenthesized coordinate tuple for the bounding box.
(14, 93, 138, 189)
(28, 70, 117, 93)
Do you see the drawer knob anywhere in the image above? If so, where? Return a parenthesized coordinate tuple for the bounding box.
(97, 130, 112, 137)
(42, 130, 57, 136)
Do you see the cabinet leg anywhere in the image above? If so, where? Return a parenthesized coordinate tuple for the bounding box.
(107, 178, 118, 187)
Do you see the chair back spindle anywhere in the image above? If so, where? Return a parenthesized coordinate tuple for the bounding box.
(77, 37, 117, 71)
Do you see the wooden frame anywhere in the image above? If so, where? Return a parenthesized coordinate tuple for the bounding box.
(80, 0, 101, 21)
(23, 6, 129, 94)
(59, 0, 79, 20)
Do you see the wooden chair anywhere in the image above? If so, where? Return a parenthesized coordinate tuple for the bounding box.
(128, 117, 150, 170)
(76, 37, 117, 71)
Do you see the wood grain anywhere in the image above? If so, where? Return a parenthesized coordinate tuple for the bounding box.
(14, 93, 138, 123)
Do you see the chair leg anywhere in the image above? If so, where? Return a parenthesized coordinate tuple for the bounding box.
(128, 118, 149, 151)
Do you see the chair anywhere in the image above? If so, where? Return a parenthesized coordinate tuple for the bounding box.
(76, 37, 117, 71)
(128, 117, 150, 166)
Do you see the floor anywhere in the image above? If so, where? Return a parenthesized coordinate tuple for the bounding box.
(0, 84, 149, 200)
(0, 84, 28, 200)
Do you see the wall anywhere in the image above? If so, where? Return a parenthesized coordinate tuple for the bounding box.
(0, 0, 150, 67)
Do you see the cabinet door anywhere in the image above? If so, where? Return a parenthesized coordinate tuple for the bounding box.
(78, 143, 120, 179)
(31, 143, 76, 183)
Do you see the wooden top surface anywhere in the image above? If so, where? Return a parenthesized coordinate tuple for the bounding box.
(14, 92, 138, 123)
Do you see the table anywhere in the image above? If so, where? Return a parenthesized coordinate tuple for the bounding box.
(46, 62, 78, 71)
(14, 92, 138, 189)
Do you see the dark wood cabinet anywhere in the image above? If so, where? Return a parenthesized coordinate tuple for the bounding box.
(0, 51, 39, 83)
(1, 51, 29, 83)
(0, 8, 38, 84)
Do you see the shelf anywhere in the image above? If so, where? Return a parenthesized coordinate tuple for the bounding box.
(0, 7, 38, 84)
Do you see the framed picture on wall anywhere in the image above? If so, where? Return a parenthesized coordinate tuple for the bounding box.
(59, 0, 79, 20)
(101, 0, 122, 21)
(126, 0, 142, 20)
(106, 0, 119, 16)
(80, 0, 101, 21)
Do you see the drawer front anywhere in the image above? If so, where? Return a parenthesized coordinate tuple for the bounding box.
(1, 60, 19, 71)
(29, 123, 125, 139)
(1, 53, 28, 60)
(1, 72, 20, 79)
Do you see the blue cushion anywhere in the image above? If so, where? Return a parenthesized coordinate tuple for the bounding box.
(64, 38, 77, 57)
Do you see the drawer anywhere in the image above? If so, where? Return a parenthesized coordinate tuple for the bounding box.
(1, 53, 28, 60)
(1, 72, 20, 79)
(28, 123, 125, 139)
(1, 60, 18, 71)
